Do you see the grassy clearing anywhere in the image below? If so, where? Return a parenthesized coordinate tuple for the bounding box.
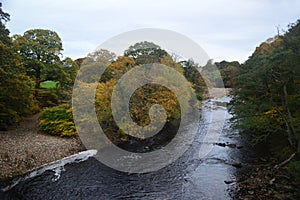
(40, 81, 59, 89)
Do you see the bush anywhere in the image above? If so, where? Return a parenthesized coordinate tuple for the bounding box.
(37, 89, 59, 107)
(195, 92, 202, 101)
(39, 104, 76, 137)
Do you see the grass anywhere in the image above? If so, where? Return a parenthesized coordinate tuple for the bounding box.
(40, 81, 59, 89)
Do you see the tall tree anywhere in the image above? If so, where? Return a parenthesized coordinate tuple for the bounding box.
(124, 41, 168, 64)
(13, 29, 63, 93)
(0, 6, 36, 129)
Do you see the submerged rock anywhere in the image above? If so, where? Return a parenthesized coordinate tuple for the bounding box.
(232, 162, 243, 168)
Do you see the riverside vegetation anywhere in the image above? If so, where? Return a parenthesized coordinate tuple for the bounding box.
(0, 4, 300, 198)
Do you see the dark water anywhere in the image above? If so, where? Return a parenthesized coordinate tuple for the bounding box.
(0, 97, 251, 200)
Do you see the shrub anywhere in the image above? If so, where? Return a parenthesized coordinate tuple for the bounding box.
(37, 89, 60, 107)
(39, 104, 76, 137)
(195, 92, 202, 101)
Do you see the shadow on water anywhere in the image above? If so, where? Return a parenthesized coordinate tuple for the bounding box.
(1, 97, 253, 200)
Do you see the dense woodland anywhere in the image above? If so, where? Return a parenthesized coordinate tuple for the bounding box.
(1, 5, 300, 192)
(232, 21, 300, 155)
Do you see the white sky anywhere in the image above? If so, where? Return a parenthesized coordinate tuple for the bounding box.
(3, 0, 300, 63)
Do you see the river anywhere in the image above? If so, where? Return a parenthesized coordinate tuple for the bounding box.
(0, 96, 249, 200)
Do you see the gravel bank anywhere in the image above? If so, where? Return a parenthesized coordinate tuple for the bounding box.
(0, 113, 85, 183)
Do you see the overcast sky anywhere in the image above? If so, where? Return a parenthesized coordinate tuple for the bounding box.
(3, 0, 300, 63)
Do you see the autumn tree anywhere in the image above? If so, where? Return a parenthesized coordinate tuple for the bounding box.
(0, 6, 36, 129)
(92, 42, 195, 145)
(86, 49, 116, 65)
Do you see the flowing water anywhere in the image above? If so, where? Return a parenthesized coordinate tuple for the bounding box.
(0, 96, 250, 200)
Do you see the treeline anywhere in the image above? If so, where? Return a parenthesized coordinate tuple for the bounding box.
(0, 6, 207, 139)
(231, 20, 300, 158)
(0, 7, 78, 130)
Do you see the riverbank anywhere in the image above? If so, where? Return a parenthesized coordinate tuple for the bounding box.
(233, 158, 299, 199)
(0, 113, 85, 184)
(1, 95, 240, 199)
(203, 87, 232, 99)
(0, 88, 226, 185)
(2, 91, 298, 199)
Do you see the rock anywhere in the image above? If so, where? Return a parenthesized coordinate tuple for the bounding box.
(224, 180, 235, 184)
(215, 142, 237, 148)
(215, 142, 226, 147)
(248, 191, 254, 195)
(227, 143, 236, 148)
(232, 162, 243, 168)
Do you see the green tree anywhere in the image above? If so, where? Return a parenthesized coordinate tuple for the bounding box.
(215, 61, 240, 88)
(231, 20, 300, 155)
(181, 59, 205, 100)
(124, 41, 168, 64)
(13, 29, 63, 94)
(0, 7, 36, 129)
(13, 29, 78, 106)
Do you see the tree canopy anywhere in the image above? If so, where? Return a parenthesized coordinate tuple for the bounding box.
(0, 6, 36, 129)
(124, 41, 168, 64)
(231, 20, 300, 155)
(0, 7, 80, 129)
(72, 41, 198, 145)
(13, 29, 63, 84)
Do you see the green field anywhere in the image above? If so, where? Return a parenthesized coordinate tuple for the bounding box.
(40, 81, 59, 89)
